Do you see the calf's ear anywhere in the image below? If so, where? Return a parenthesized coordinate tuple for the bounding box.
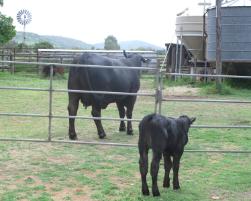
(190, 117, 196, 124)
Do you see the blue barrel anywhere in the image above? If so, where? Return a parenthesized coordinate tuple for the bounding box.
(206, 6, 251, 62)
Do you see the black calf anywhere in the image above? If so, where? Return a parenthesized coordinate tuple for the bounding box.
(138, 113, 196, 196)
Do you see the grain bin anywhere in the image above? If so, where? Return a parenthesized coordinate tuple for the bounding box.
(206, 6, 251, 62)
(176, 16, 205, 60)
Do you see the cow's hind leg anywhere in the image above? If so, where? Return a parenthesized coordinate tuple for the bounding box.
(125, 96, 137, 135)
(151, 151, 162, 196)
(68, 94, 80, 140)
(91, 106, 106, 139)
(163, 152, 172, 188)
(116, 102, 126, 132)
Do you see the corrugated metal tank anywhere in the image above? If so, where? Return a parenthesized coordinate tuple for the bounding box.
(206, 6, 251, 62)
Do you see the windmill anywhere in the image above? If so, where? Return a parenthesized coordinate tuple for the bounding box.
(16, 9, 32, 44)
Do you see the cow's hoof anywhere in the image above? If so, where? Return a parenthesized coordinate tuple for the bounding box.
(173, 185, 180, 190)
(127, 130, 133, 135)
(69, 133, 78, 140)
(98, 132, 106, 139)
(119, 126, 126, 132)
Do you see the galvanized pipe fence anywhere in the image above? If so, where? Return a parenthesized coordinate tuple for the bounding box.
(0, 60, 251, 153)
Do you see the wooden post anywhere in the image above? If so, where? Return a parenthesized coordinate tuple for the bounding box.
(216, 0, 222, 92)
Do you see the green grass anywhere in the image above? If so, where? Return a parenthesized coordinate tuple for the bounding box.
(0, 71, 251, 200)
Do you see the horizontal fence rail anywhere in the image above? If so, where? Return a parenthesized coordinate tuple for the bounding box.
(162, 98, 251, 104)
(1, 112, 250, 129)
(0, 58, 251, 153)
(0, 86, 155, 97)
(163, 72, 251, 79)
(0, 60, 157, 71)
(0, 138, 250, 154)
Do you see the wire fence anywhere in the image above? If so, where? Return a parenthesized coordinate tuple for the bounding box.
(0, 58, 251, 153)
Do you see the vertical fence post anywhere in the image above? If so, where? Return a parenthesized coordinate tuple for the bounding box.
(154, 67, 163, 114)
(48, 65, 53, 141)
(216, 0, 222, 93)
(154, 68, 160, 113)
(158, 71, 163, 114)
(179, 27, 183, 75)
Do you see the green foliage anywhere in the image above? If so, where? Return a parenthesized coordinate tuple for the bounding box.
(33, 41, 54, 49)
(0, 13, 16, 45)
(201, 83, 232, 95)
(104, 35, 120, 50)
(17, 42, 30, 50)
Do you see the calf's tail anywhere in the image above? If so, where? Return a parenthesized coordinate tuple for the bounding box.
(141, 113, 169, 139)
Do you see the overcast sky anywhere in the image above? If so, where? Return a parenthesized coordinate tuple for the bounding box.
(1, 0, 215, 48)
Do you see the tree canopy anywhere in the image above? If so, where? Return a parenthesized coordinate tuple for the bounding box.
(0, 1, 16, 45)
(33, 41, 54, 49)
(104, 35, 120, 50)
(0, 14, 16, 45)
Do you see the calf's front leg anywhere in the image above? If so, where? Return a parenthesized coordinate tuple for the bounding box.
(173, 153, 182, 190)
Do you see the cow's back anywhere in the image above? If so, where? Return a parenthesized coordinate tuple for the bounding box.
(68, 53, 141, 108)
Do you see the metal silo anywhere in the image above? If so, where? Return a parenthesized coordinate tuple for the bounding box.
(206, 6, 251, 62)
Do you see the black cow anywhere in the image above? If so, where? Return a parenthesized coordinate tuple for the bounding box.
(68, 51, 150, 139)
(138, 113, 196, 196)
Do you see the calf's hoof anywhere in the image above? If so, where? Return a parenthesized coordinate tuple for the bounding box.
(142, 189, 150, 196)
(152, 190, 160, 197)
(173, 185, 180, 190)
(163, 180, 170, 188)
(98, 132, 106, 139)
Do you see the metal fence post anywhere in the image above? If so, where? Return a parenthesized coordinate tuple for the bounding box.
(48, 65, 53, 141)
(154, 68, 163, 114)
(158, 71, 163, 114)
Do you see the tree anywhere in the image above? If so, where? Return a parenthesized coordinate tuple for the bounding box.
(0, 0, 16, 46)
(104, 35, 120, 50)
(33, 41, 54, 49)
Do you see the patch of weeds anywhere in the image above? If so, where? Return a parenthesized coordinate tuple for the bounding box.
(33, 185, 46, 191)
(75, 174, 95, 185)
(37, 171, 61, 182)
(32, 192, 53, 201)
(63, 196, 72, 201)
(201, 83, 232, 95)
(25, 177, 35, 184)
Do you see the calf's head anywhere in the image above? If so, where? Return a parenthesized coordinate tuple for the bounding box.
(178, 115, 196, 144)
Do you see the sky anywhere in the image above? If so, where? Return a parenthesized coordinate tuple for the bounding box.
(0, 0, 219, 48)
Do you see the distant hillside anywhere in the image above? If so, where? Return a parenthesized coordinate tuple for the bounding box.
(94, 40, 163, 50)
(12, 32, 163, 50)
(13, 32, 92, 49)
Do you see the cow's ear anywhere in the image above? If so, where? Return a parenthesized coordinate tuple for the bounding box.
(190, 117, 196, 124)
(123, 50, 128, 58)
(142, 58, 151, 63)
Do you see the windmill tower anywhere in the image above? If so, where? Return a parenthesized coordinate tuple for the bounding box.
(16, 9, 32, 45)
